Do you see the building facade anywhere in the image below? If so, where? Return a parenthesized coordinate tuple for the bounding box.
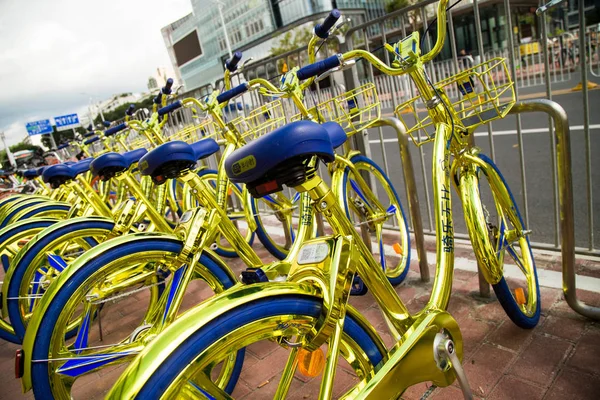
(161, 0, 388, 91)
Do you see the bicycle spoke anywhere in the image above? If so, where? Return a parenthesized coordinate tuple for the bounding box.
(50, 343, 143, 379)
(507, 243, 528, 277)
(375, 223, 386, 271)
(29, 267, 48, 312)
(181, 375, 232, 400)
(73, 301, 95, 353)
(350, 179, 371, 207)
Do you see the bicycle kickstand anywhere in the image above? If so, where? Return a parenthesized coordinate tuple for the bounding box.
(433, 330, 473, 400)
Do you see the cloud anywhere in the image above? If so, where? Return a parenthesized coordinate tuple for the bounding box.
(0, 0, 191, 145)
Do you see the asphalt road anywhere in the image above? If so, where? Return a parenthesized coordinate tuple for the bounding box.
(360, 80, 600, 252)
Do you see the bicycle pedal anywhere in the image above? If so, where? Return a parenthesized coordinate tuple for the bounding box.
(350, 275, 368, 296)
(241, 268, 269, 284)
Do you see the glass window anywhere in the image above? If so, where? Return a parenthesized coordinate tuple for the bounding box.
(173, 30, 202, 66)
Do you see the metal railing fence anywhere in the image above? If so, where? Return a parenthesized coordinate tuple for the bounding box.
(164, 0, 598, 257)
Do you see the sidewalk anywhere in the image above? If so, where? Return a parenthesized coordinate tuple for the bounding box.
(0, 241, 599, 399)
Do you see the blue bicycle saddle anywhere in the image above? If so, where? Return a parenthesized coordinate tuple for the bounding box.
(23, 169, 39, 179)
(324, 121, 348, 148)
(42, 158, 93, 187)
(225, 120, 340, 197)
(139, 139, 220, 184)
(91, 148, 148, 180)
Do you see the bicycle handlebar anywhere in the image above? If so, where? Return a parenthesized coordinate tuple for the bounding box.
(104, 123, 127, 136)
(217, 83, 248, 104)
(225, 51, 243, 72)
(83, 131, 95, 138)
(157, 100, 183, 116)
(297, 55, 341, 80)
(315, 9, 341, 39)
(126, 104, 135, 116)
(421, 0, 449, 64)
(102, 120, 111, 128)
(154, 78, 175, 104)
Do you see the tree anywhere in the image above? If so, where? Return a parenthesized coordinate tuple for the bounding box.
(270, 24, 347, 73)
(385, 0, 421, 32)
(41, 126, 75, 149)
(0, 141, 43, 166)
(92, 95, 155, 126)
(271, 27, 314, 57)
(385, 0, 412, 13)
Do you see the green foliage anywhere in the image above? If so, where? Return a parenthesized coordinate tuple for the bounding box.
(93, 95, 154, 126)
(41, 125, 75, 149)
(269, 23, 348, 73)
(385, 0, 411, 13)
(270, 27, 314, 57)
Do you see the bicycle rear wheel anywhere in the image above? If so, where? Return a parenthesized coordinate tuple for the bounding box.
(108, 294, 385, 399)
(339, 155, 411, 285)
(251, 189, 302, 260)
(460, 153, 540, 328)
(4, 217, 114, 341)
(186, 169, 255, 258)
(0, 218, 58, 343)
(26, 235, 239, 399)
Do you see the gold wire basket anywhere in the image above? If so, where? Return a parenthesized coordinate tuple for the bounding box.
(306, 83, 380, 135)
(170, 117, 220, 143)
(230, 99, 287, 140)
(395, 57, 515, 146)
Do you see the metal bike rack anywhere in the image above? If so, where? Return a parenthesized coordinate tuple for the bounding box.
(508, 99, 600, 321)
(370, 117, 430, 283)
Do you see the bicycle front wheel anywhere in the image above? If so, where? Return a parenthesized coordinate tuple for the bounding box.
(460, 153, 540, 328)
(339, 155, 411, 285)
(108, 294, 385, 399)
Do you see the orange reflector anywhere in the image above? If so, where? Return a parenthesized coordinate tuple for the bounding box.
(392, 243, 403, 255)
(228, 187, 233, 196)
(514, 287, 526, 305)
(297, 348, 325, 378)
(18, 239, 30, 246)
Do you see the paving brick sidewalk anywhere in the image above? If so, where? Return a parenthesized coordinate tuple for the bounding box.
(1, 244, 599, 399)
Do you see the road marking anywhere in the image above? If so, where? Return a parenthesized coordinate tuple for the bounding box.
(369, 124, 600, 144)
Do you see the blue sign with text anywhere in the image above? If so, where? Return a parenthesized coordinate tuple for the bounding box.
(25, 119, 53, 136)
(54, 113, 80, 129)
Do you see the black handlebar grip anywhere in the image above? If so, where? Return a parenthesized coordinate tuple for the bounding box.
(157, 100, 183, 116)
(104, 123, 127, 136)
(216, 83, 249, 104)
(315, 9, 341, 39)
(296, 55, 341, 81)
(57, 143, 70, 150)
(83, 131, 95, 138)
(225, 51, 243, 72)
(102, 120, 111, 128)
(126, 104, 135, 116)
(87, 124, 93, 132)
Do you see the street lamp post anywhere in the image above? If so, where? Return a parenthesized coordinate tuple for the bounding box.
(0, 132, 16, 168)
(209, 0, 233, 59)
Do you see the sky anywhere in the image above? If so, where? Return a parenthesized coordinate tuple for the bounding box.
(0, 0, 192, 147)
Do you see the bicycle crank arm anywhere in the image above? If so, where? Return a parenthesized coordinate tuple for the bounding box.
(352, 311, 463, 399)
